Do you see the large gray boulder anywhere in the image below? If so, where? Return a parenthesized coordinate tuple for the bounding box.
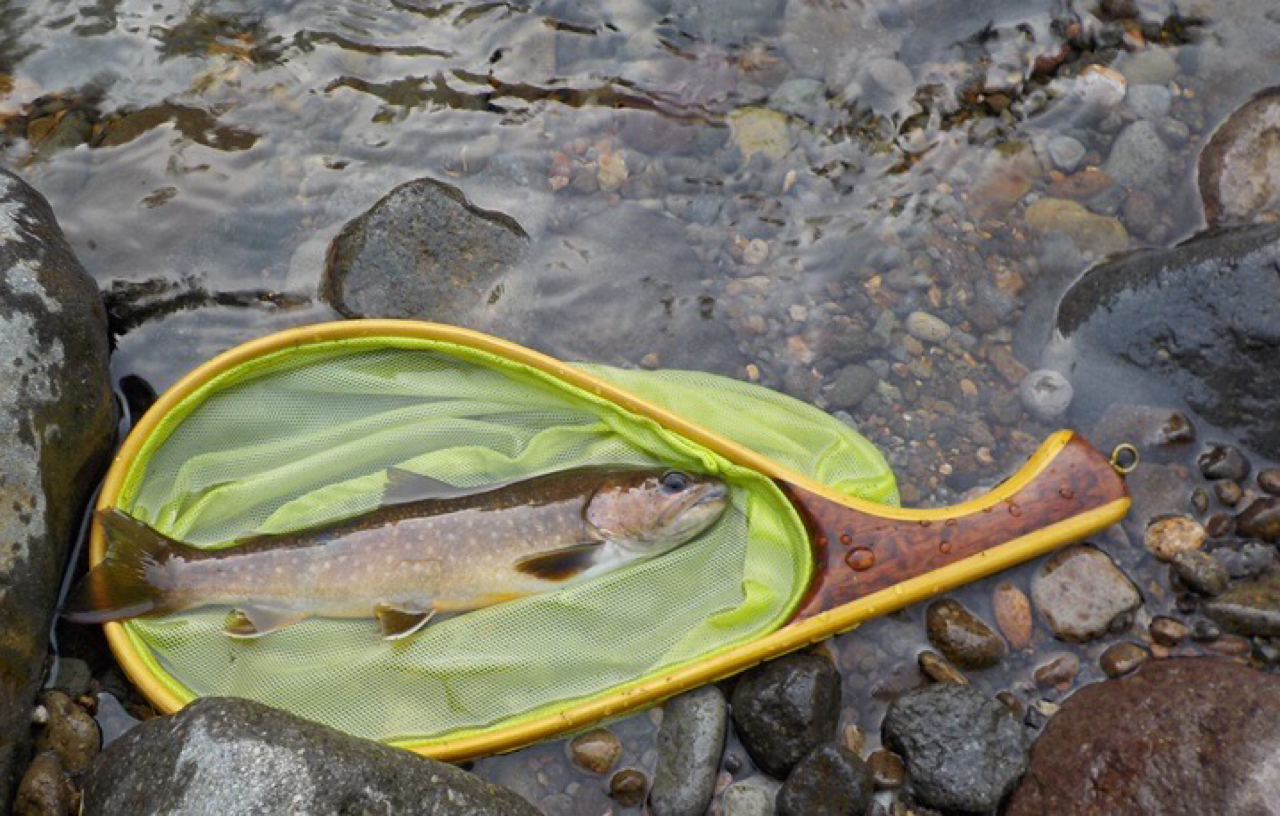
(82, 697, 540, 815)
(0, 168, 115, 805)
(1049, 224, 1280, 458)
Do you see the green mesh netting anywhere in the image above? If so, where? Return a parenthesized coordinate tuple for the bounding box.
(113, 337, 897, 743)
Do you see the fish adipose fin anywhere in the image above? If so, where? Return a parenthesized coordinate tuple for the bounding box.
(513, 542, 604, 581)
(63, 509, 201, 623)
(224, 607, 310, 638)
(374, 603, 437, 640)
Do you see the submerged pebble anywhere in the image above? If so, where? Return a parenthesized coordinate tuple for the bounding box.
(1170, 550, 1229, 596)
(1099, 642, 1150, 677)
(1144, 516, 1207, 561)
(1236, 497, 1280, 542)
(1018, 369, 1074, 423)
(993, 582, 1034, 649)
(568, 728, 621, 775)
(1198, 445, 1251, 481)
(1031, 545, 1142, 641)
(776, 743, 872, 816)
(925, 599, 1007, 670)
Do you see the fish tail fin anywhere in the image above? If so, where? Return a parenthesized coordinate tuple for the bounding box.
(63, 509, 199, 623)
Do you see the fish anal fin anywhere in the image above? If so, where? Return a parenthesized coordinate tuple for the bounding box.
(224, 607, 309, 639)
(513, 542, 603, 581)
(374, 603, 437, 640)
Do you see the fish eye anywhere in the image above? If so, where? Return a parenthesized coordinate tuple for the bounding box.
(659, 471, 691, 493)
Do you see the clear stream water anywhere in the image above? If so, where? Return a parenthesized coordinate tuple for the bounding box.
(10, 0, 1280, 811)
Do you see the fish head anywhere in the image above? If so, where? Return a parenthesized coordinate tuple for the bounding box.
(585, 469, 729, 555)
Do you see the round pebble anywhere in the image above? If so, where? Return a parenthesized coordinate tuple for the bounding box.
(918, 649, 969, 685)
(1149, 616, 1188, 647)
(1047, 135, 1086, 172)
(1144, 516, 1207, 561)
(1126, 84, 1172, 119)
(1199, 445, 1251, 481)
(925, 599, 1007, 670)
(1031, 545, 1142, 642)
(866, 749, 906, 790)
(993, 582, 1034, 650)
(1257, 469, 1280, 496)
(1206, 512, 1236, 538)
(1099, 642, 1149, 677)
(1237, 497, 1280, 542)
(1019, 369, 1073, 423)
(609, 769, 647, 807)
(1033, 653, 1081, 689)
(568, 728, 621, 774)
(1215, 480, 1243, 507)
(905, 310, 951, 344)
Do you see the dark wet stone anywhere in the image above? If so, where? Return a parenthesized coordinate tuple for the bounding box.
(1259, 469, 1280, 496)
(1007, 659, 1280, 815)
(649, 686, 727, 816)
(320, 177, 529, 321)
(81, 697, 538, 815)
(1031, 545, 1142, 642)
(1236, 497, 1280, 542)
(730, 653, 841, 778)
(1033, 653, 1081, 689)
(917, 650, 969, 685)
(1204, 570, 1280, 637)
(0, 169, 116, 804)
(1190, 488, 1211, 515)
(568, 728, 621, 775)
(777, 743, 873, 816)
(1191, 619, 1222, 642)
(1149, 616, 1189, 646)
(1055, 225, 1280, 459)
(867, 749, 906, 790)
(1170, 550, 1229, 596)
(881, 684, 1027, 813)
(1214, 480, 1243, 506)
(1198, 87, 1280, 226)
(925, 599, 1007, 670)
(1205, 512, 1236, 538)
(1199, 445, 1252, 482)
(1098, 0, 1139, 20)
(609, 769, 648, 808)
(1098, 642, 1149, 677)
(12, 751, 74, 816)
(825, 364, 880, 410)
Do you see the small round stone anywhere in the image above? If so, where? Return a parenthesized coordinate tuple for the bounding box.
(1033, 653, 1081, 689)
(1191, 619, 1222, 642)
(1047, 136, 1086, 172)
(609, 769, 647, 807)
(1237, 497, 1280, 543)
(776, 743, 874, 816)
(925, 599, 1007, 670)
(1258, 469, 1280, 496)
(568, 728, 621, 774)
(1019, 369, 1074, 423)
(1199, 445, 1251, 481)
(1149, 616, 1189, 647)
(866, 749, 906, 790)
(1171, 550, 1230, 596)
(1215, 480, 1244, 507)
(1190, 488, 1211, 515)
(993, 582, 1034, 650)
(1206, 512, 1236, 538)
(1144, 516, 1207, 561)
(1099, 642, 1149, 677)
(918, 649, 969, 685)
(905, 310, 951, 344)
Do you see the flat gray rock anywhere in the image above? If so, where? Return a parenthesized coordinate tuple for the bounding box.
(0, 168, 115, 805)
(649, 686, 728, 816)
(82, 697, 539, 816)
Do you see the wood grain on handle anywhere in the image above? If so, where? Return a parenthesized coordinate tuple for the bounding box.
(782, 433, 1128, 623)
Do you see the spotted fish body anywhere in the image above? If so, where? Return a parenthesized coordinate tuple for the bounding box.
(64, 466, 729, 639)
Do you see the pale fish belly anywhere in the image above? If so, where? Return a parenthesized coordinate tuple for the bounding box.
(173, 497, 596, 618)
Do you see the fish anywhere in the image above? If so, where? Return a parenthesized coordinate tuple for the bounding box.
(63, 466, 730, 640)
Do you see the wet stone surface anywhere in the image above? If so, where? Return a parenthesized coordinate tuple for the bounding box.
(1030, 545, 1142, 642)
(649, 686, 727, 816)
(881, 684, 1027, 813)
(775, 743, 872, 816)
(925, 599, 1008, 670)
(1007, 659, 1280, 816)
(730, 653, 841, 779)
(1203, 570, 1280, 637)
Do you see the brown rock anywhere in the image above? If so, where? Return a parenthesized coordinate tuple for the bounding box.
(925, 599, 1007, 670)
(1099, 642, 1149, 678)
(1143, 516, 1206, 561)
(1007, 659, 1280, 815)
(609, 769, 647, 807)
(1258, 468, 1280, 496)
(1149, 616, 1188, 647)
(12, 752, 74, 816)
(1199, 88, 1280, 226)
(867, 749, 906, 790)
(1033, 653, 1081, 689)
(993, 582, 1034, 649)
(1046, 168, 1115, 201)
(33, 690, 99, 776)
(1024, 198, 1128, 256)
(1236, 497, 1280, 542)
(917, 650, 969, 685)
(568, 728, 621, 775)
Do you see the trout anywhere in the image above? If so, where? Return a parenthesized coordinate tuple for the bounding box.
(64, 466, 729, 640)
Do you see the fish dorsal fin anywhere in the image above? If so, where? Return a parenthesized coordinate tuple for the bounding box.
(374, 603, 437, 640)
(383, 467, 476, 504)
(513, 542, 604, 581)
(224, 607, 309, 638)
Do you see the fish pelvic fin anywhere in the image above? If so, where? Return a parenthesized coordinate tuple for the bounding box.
(224, 607, 310, 638)
(375, 603, 437, 640)
(62, 509, 203, 623)
(513, 541, 604, 581)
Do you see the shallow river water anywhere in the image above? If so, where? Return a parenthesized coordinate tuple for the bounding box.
(9, 0, 1280, 812)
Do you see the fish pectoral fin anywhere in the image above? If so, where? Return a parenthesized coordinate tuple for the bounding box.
(224, 607, 309, 639)
(513, 541, 604, 581)
(374, 603, 437, 640)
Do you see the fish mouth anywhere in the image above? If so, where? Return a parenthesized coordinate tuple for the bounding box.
(656, 480, 730, 529)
